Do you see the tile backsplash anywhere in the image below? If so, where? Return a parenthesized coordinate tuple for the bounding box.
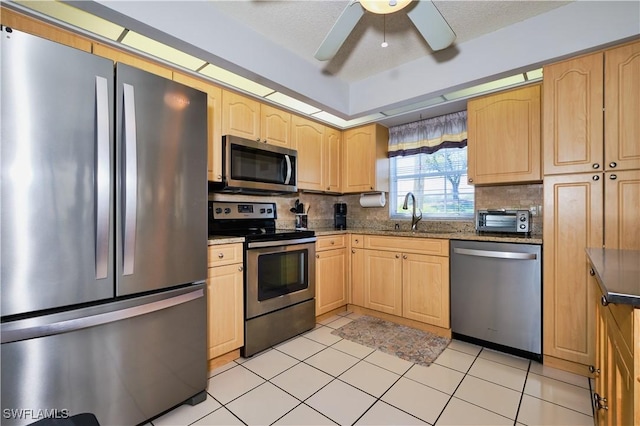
(209, 183, 543, 234)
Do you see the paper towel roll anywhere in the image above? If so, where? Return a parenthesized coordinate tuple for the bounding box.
(359, 192, 386, 208)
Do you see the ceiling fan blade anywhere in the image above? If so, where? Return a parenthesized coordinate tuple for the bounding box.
(314, 1, 365, 61)
(407, 0, 456, 51)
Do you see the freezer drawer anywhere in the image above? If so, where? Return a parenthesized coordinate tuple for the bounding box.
(450, 240, 542, 356)
(1, 284, 207, 426)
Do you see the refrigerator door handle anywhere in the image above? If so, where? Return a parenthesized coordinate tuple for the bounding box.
(1, 288, 204, 344)
(95, 76, 110, 280)
(122, 83, 138, 275)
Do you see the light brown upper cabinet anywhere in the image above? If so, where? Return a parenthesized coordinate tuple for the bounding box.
(172, 72, 223, 182)
(1, 7, 92, 52)
(291, 115, 324, 191)
(467, 84, 541, 185)
(604, 41, 640, 171)
(342, 124, 389, 193)
(260, 104, 291, 148)
(324, 127, 342, 193)
(544, 40, 640, 175)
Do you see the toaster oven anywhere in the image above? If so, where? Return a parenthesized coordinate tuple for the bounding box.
(476, 209, 531, 234)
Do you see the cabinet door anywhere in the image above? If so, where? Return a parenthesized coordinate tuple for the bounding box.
(364, 250, 402, 316)
(350, 248, 365, 307)
(173, 72, 223, 182)
(543, 174, 603, 367)
(605, 41, 640, 172)
(292, 115, 324, 191)
(467, 84, 541, 184)
(605, 170, 640, 250)
(343, 125, 375, 192)
(593, 284, 607, 426)
(316, 248, 347, 315)
(92, 43, 172, 78)
(2, 8, 92, 52)
(324, 127, 342, 193)
(543, 52, 604, 175)
(222, 90, 260, 140)
(261, 104, 291, 148)
(207, 263, 244, 359)
(402, 254, 450, 328)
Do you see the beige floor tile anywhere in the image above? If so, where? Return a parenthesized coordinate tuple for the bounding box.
(447, 339, 482, 356)
(319, 315, 343, 326)
(323, 316, 353, 329)
(529, 361, 591, 389)
(436, 397, 513, 425)
(192, 407, 244, 425)
(271, 362, 333, 400)
(524, 373, 593, 415)
(306, 380, 376, 425)
(275, 336, 326, 361)
(153, 395, 221, 426)
(331, 339, 375, 359)
(226, 382, 299, 425)
(273, 403, 336, 425)
(207, 365, 265, 404)
(404, 363, 464, 395)
(241, 348, 299, 380)
(339, 361, 400, 397)
(478, 348, 530, 370)
(304, 326, 343, 346)
(517, 394, 594, 426)
(355, 401, 427, 425)
(433, 348, 476, 373)
(381, 377, 449, 424)
(364, 350, 413, 375)
(453, 375, 521, 420)
(305, 347, 359, 376)
(468, 357, 527, 391)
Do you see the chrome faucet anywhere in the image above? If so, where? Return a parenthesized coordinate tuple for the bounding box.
(402, 192, 423, 231)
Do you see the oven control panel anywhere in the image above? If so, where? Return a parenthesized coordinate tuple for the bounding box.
(210, 201, 276, 220)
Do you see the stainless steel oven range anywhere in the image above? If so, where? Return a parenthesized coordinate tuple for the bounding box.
(209, 201, 316, 357)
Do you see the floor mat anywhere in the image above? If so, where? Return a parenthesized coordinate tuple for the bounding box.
(331, 315, 450, 367)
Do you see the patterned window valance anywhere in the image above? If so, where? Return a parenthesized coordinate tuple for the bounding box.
(388, 111, 467, 157)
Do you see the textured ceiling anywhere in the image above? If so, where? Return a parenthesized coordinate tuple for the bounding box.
(211, 1, 570, 83)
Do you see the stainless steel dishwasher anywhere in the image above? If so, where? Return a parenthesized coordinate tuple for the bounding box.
(450, 239, 542, 358)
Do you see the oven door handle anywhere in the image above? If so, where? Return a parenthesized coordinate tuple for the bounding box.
(247, 237, 317, 249)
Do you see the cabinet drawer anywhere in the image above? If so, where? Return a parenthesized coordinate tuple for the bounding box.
(317, 234, 346, 250)
(208, 244, 243, 267)
(351, 234, 364, 248)
(364, 235, 449, 256)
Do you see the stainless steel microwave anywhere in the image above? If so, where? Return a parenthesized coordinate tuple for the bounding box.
(214, 135, 297, 194)
(476, 209, 531, 234)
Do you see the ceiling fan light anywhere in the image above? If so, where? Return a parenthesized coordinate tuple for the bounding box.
(360, 0, 412, 15)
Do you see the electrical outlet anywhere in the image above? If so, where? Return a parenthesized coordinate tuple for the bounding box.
(529, 206, 538, 216)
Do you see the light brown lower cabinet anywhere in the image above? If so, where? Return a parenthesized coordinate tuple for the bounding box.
(592, 275, 638, 425)
(207, 244, 244, 359)
(315, 235, 348, 316)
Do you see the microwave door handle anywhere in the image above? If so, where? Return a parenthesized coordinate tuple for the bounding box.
(284, 154, 292, 185)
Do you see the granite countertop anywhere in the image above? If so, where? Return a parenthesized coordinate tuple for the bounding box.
(313, 228, 543, 245)
(586, 248, 640, 307)
(208, 236, 245, 245)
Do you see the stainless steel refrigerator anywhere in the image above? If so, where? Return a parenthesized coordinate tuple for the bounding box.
(1, 28, 208, 425)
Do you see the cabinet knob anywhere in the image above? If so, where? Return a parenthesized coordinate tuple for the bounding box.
(316, 254, 320, 258)
(238, 266, 243, 272)
(218, 253, 224, 259)
(589, 269, 595, 276)
(352, 249, 356, 254)
(601, 295, 609, 306)
(403, 255, 407, 259)
(592, 175, 600, 181)
(370, 186, 374, 190)
(609, 162, 617, 168)
(395, 254, 400, 259)
(609, 174, 617, 180)
(355, 239, 359, 243)
(327, 186, 330, 190)
(468, 178, 474, 183)
(217, 174, 222, 180)
(255, 137, 261, 142)
(331, 240, 335, 245)
(592, 163, 600, 169)
(588, 365, 600, 374)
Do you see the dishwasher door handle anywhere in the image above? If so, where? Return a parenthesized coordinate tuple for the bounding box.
(453, 248, 537, 260)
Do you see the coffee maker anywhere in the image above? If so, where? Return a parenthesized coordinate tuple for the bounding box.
(334, 203, 347, 230)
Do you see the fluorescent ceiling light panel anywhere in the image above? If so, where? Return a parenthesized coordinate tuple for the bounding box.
(265, 92, 321, 115)
(121, 31, 206, 71)
(526, 68, 543, 80)
(382, 96, 445, 116)
(310, 111, 350, 128)
(444, 74, 526, 101)
(346, 112, 386, 126)
(14, 0, 125, 40)
(199, 64, 274, 97)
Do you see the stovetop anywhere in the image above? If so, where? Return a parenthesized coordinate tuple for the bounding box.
(210, 228, 315, 242)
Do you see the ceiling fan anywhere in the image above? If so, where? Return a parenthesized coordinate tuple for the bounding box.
(314, 0, 456, 61)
